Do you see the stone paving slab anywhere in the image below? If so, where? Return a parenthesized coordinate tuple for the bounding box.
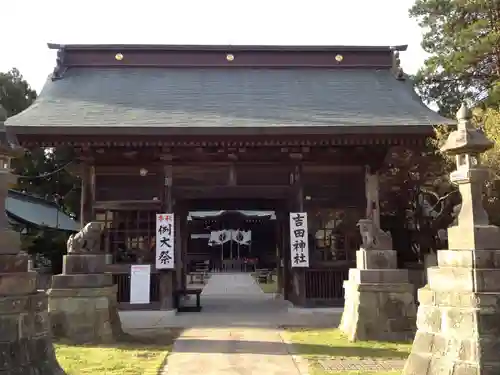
(164, 327, 305, 375)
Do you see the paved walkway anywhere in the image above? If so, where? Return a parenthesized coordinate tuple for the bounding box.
(120, 273, 342, 329)
(121, 273, 408, 374)
(201, 273, 265, 297)
(165, 327, 305, 375)
(162, 273, 308, 374)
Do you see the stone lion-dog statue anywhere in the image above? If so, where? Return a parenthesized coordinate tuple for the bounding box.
(67, 221, 104, 254)
(357, 218, 393, 250)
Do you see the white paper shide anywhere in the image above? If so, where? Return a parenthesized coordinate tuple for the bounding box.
(289, 212, 309, 268)
(155, 213, 175, 269)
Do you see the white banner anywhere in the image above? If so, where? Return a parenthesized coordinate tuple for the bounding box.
(232, 229, 252, 245)
(130, 264, 151, 304)
(155, 213, 175, 269)
(289, 212, 309, 268)
(208, 230, 231, 246)
(207, 229, 252, 246)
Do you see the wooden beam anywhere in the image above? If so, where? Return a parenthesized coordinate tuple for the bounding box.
(184, 198, 286, 211)
(173, 185, 291, 199)
(19, 133, 429, 149)
(79, 158, 93, 227)
(94, 200, 161, 210)
(87, 145, 390, 166)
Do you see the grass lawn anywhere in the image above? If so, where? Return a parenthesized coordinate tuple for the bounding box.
(258, 279, 277, 293)
(56, 329, 180, 375)
(252, 273, 278, 293)
(284, 328, 412, 375)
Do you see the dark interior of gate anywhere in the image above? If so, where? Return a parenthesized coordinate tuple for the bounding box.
(5, 43, 455, 310)
(187, 210, 277, 271)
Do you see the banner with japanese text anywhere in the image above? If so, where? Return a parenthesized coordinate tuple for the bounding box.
(289, 212, 309, 267)
(155, 213, 175, 269)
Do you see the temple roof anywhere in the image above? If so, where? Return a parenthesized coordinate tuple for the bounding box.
(6, 44, 455, 136)
(6, 190, 79, 231)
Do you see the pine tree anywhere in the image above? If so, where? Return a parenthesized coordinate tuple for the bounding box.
(409, 0, 500, 116)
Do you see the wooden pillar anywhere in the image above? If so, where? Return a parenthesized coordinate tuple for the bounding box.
(159, 164, 174, 309)
(180, 208, 188, 290)
(79, 159, 94, 227)
(282, 208, 291, 301)
(290, 164, 307, 306)
(364, 165, 381, 227)
(275, 209, 285, 296)
(174, 205, 183, 289)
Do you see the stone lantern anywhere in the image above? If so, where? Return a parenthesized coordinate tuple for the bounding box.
(0, 105, 66, 374)
(402, 103, 500, 375)
(441, 103, 497, 247)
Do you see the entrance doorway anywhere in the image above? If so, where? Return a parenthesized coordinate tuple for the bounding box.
(187, 210, 277, 273)
(183, 198, 289, 303)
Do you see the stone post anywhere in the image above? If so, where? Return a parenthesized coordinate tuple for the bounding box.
(48, 222, 124, 343)
(339, 166, 417, 341)
(0, 105, 66, 373)
(403, 104, 500, 375)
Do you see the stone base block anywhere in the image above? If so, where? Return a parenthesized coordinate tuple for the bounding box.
(0, 229, 22, 255)
(348, 268, 410, 284)
(0, 271, 37, 295)
(427, 249, 500, 293)
(0, 290, 66, 374)
(0, 253, 29, 272)
(356, 249, 398, 269)
(448, 224, 500, 250)
(402, 285, 500, 375)
(339, 279, 417, 342)
(48, 285, 123, 344)
(437, 248, 500, 268)
(62, 254, 108, 274)
(51, 273, 113, 289)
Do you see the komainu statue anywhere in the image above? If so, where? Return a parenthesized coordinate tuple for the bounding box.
(357, 218, 393, 250)
(67, 221, 104, 254)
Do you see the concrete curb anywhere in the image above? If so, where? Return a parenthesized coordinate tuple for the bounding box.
(279, 329, 311, 375)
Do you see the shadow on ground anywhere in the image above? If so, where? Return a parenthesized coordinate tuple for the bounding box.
(170, 338, 408, 359)
(54, 328, 183, 349)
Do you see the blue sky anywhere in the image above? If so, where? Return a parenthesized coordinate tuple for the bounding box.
(1, 0, 426, 93)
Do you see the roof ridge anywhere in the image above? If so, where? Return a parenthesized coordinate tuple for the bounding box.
(47, 43, 409, 52)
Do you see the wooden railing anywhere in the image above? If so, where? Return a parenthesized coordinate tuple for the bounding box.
(304, 268, 349, 307)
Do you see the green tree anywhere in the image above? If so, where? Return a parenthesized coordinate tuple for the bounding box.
(0, 68, 37, 116)
(380, 142, 457, 264)
(1, 68, 79, 272)
(409, 0, 500, 116)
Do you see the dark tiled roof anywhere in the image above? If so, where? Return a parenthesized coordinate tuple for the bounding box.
(6, 67, 454, 134)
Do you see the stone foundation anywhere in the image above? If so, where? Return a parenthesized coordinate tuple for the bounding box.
(340, 249, 417, 341)
(402, 248, 500, 375)
(0, 244, 66, 374)
(47, 254, 123, 344)
(0, 289, 66, 374)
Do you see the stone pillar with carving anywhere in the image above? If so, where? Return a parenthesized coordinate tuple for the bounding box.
(0, 106, 66, 373)
(402, 104, 500, 375)
(48, 221, 124, 343)
(339, 165, 417, 341)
